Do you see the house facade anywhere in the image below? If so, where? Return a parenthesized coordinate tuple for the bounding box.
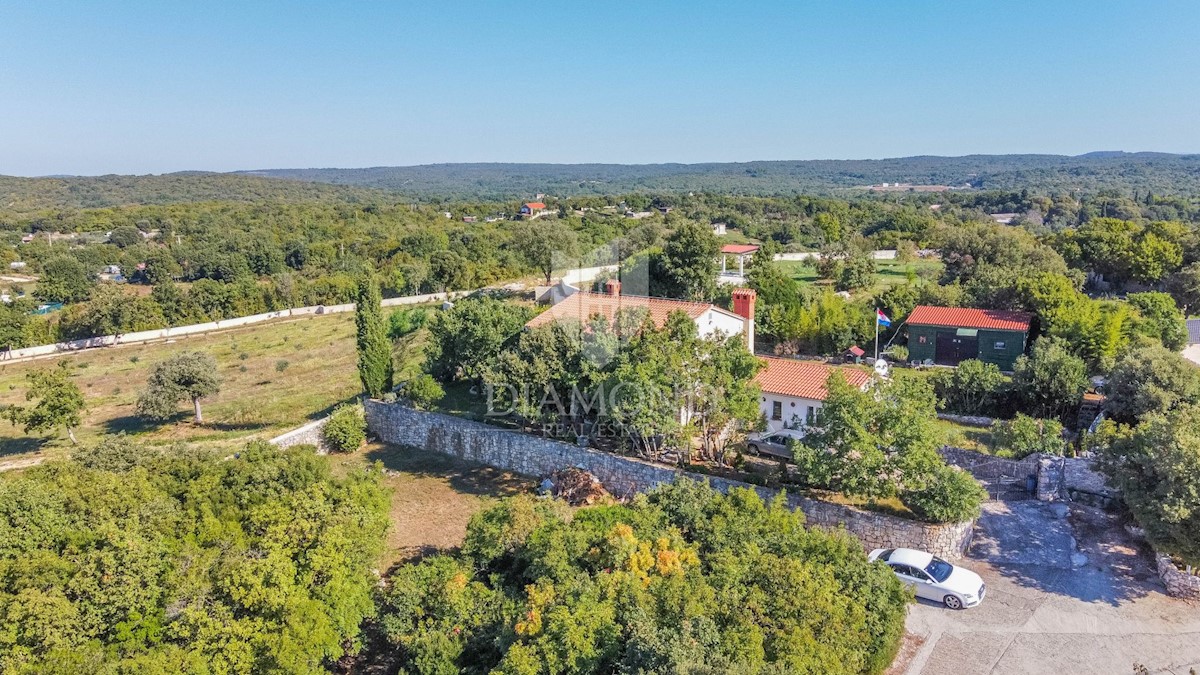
(753, 357, 872, 433)
(905, 306, 1032, 371)
(519, 202, 547, 219)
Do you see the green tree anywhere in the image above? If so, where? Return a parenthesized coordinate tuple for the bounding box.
(1103, 342, 1200, 425)
(991, 414, 1067, 458)
(429, 250, 469, 292)
(1127, 291, 1189, 351)
(931, 359, 1008, 416)
(657, 221, 719, 301)
(1095, 406, 1200, 567)
(0, 301, 32, 350)
(35, 256, 93, 304)
(1011, 337, 1089, 420)
(836, 251, 876, 292)
(426, 296, 533, 383)
(354, 273, 394, 398)
(135, 351, 221, 423)
(796, 374, 946, 502)
(1130, 232, 1183, 285)
(513, 219, 580, 283)
(107, 225, 143, 248)
(2, 363, 85, 444)
(1165, 262, 1200, 315)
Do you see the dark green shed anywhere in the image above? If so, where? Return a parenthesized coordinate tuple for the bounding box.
(904, 306, 1032, 371)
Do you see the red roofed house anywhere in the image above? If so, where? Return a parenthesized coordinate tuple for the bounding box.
(719, 244, 760, 279)
(519, 202, 548, 219)
(754, 357, 872, 433)
(527, 280, 756, 352)
(905, 305, 1032, 370)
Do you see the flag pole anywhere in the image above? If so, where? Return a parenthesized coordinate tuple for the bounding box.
(874, 308, 880, 361)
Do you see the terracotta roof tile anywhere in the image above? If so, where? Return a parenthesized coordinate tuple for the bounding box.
(906, 305, 1031, 331)
(720, 244, 760, 255)
(753, 357, 871, 401)
(526, 292, 719, 330)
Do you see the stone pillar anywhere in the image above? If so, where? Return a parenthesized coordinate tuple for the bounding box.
(1037, 456, 1064, 502)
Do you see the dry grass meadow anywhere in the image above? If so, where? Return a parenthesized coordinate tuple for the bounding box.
(0, 312, 365, 466)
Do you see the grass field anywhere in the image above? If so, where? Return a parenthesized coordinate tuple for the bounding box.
(0, 312, 370, 465)
(776, 258, 942, 292)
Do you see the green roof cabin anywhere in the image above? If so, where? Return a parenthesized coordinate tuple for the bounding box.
(905, 306, 1032, 371)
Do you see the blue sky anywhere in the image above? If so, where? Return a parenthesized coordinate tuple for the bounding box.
(2, 1, 1199, 175)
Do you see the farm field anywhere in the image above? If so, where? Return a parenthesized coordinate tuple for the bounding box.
(0, 312, 365, 466)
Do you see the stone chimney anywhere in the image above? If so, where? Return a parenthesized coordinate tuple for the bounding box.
(731, 288, 756, 352)
(604, 278, 621, 296)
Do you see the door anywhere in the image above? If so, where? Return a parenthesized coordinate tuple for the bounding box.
(891, 564, 936, 600)
(934, 332, 978, 366)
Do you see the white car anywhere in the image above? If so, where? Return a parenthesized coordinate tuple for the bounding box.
(868, 547, 986, 609)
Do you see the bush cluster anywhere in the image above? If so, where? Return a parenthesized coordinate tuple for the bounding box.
(322, 403, 367, 452)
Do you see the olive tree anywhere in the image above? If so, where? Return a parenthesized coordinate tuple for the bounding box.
(2, 363, 86, 444)
(135, 351, 221, 423)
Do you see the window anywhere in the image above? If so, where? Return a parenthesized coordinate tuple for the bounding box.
(806, 406, 816, 424)
(994, 341, 1006, 350)
(771, 401, 782, 420)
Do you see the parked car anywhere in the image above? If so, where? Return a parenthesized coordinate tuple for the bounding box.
(868, 547, 985, 609)
(745, 429, 805, 459)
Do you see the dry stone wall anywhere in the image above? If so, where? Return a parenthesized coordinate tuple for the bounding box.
(1157, 554, 1200, 600)
(269, 418, 331, 454)
(366, 401, 975, 559)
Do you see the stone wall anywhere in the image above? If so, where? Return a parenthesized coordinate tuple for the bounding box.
(366, 401, 975, 559)
(1156, 554, 1200, 601)
(269, 418, 330, 454)
(938, 446, 1116, 507)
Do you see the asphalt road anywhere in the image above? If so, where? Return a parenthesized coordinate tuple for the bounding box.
(901, 500, 1200, 675)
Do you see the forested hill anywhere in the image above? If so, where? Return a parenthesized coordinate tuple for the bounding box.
(242, 152, 1200, 199)
(0, 172, 387, 213)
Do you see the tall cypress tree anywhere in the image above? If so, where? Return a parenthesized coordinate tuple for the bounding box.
(354, 273, 393, 397)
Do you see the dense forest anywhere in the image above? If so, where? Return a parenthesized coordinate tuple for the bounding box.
(241, 153, 1200, 200)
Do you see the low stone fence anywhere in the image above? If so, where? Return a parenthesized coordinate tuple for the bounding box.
(938, 446, 1117, 507)
(365, 401, 975, 559)
(269, 418, 330, 454)
(1156, 555, 1200, 601)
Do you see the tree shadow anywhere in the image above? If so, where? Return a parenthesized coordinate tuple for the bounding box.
(364, 443, 534, 499)
(0, 436, 48, 458)
(967, 499, 1165, 607)
(101, 414, 172, 435)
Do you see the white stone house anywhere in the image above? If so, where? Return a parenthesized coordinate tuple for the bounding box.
(753, 357, 872, 433)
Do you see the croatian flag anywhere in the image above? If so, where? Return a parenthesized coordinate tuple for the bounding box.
(876, 309, 891, 327)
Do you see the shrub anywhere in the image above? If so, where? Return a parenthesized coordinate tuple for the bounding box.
(901, 465, 986, 523)
(322, 403, 367, 452)
(932, 359, 1008, 416)
(887, 344, 908, 363)
(387, 306, 429, 340)
(403, 374, 445, 410)
(381, 481, 908, 674)
(991, 413, 1066, 459)
(275, 359, 290, 373)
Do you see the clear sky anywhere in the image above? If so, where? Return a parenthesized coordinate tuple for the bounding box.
(3, 1, 1199, 176)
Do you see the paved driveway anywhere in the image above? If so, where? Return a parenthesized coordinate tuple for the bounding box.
(900, 499, 1200, 675)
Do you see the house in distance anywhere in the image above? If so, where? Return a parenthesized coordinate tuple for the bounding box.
(905, 306, 1032, 371)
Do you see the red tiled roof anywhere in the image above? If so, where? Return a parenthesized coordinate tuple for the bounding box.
(753, 357, 871, 401)
(526, 292, 730, 330)
(721, 244, 760, 255)
(847, 345, 865, 356)
(524, 202, 546, 210)
(906, 305, 1031, 332)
